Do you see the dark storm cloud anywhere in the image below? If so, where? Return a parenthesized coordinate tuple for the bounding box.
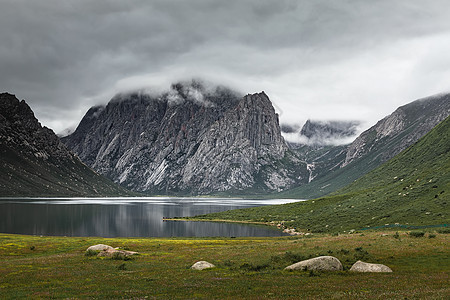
(1, 0, 450, 133)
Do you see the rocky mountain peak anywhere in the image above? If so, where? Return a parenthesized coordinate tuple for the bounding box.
(63, 85, 307, 194)
(0, 93, 130, 196)
(0, 93, 67, 160)
(300, 120, 359, 140)
(282, 119, 360, 147)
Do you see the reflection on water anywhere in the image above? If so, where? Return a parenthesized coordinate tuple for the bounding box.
(0, 197, 302, 237)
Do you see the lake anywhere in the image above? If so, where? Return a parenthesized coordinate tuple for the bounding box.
(0, 197, 301, 238)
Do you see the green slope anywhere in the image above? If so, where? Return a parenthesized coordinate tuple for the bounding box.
(190, 116, 450, 232)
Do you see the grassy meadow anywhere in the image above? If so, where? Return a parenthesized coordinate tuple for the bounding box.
(0, 231, 448, 299)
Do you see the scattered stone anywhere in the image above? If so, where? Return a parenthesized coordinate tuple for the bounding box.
(191, 261, 215, 270)
(86, 244, 114, 252)
(350, 261, 393, 272)
(284, 256, 343, 271)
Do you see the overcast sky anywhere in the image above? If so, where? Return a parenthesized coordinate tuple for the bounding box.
(1, 0, 450, 134)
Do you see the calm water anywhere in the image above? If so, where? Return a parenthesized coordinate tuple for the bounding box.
(0, 197, 301, 237)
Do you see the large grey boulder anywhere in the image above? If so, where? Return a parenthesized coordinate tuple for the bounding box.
(86, 244, 114, 252)
(191, 261, 215, 270)
(97, 248, 138, 259)
(350, 261, 393, 272)
(284, 256, 343, 271)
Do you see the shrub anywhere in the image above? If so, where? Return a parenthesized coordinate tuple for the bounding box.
(428, 234, 436, 238)
(393, 232, 400, 239)
(409, 231, 425, 238)
(239, 262, 269, 271)
(112, 251, 132, 260)
(437, 228, 450, 234)
(85, 249, 98, 257)
(339, 249, 350, 255)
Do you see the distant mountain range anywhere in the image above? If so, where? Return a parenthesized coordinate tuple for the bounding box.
(1, 82, 449, 198)
(0, 93, 132, 197)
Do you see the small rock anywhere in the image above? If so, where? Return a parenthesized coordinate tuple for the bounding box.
(350, 261, 393, 272)
(86, 244, 114, 252)
(284, 256, 343, 271)
(191, 261, 215, 270)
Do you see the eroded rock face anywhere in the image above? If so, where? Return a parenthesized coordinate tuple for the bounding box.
(191, 261, 215, 270)
(284, 256, 343, 271)
(350, 261, 393, 272)
(63, 82, 308, 194)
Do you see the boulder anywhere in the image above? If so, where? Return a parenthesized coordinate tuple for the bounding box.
(284, 256, 343, 271)
(350, 261, 393, 272)
(86, 244, 114, 252)
(191, 261, 215, 270)
(97, 248, 138, 259)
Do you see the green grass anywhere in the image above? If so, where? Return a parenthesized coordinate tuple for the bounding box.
(0, 232, 448, 299)
(186, 116, 450, 233)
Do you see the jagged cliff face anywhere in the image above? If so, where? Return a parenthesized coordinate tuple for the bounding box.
(63, 83, 308, 194)
(0, 93, 131, 197)
(343, 93, 450, 167)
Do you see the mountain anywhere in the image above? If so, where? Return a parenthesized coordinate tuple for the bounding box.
(282, 120, 359, 147)
(0, 93, 133, 197)
(190, 114, 450, 232)
(299, 120, 359, 144)
(62, 81, 309, 195)
(278, 93, 450, 199)
(281, 120, 359, 183)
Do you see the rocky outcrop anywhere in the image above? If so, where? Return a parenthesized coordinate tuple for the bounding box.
(0, 93, 131, 197)
(350, 261, 393, 272)
(284, 256, 343, 271)
(191, 261, 215, 270)
(63, 81, 308, 194)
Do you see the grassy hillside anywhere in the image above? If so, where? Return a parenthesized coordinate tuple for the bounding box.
(188, 116, 450, 232)
(0, 232, 448, 298)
